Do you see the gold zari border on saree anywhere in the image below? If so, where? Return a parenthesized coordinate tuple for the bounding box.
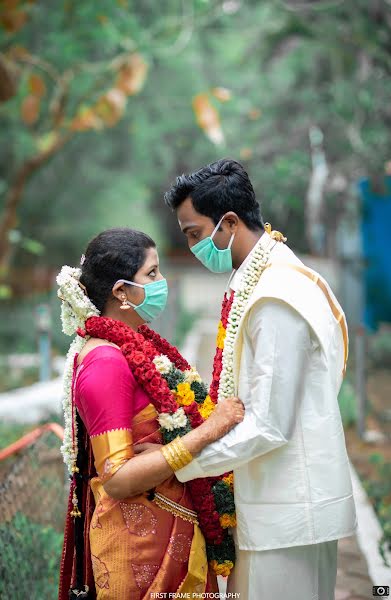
(153, 492, 199, 525)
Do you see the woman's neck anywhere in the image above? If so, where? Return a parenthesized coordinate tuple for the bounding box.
(102, 305, 140, 331)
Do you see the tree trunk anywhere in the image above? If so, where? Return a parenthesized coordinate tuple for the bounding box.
(0, 133, 72, 277)
(305, 125, 329, 255)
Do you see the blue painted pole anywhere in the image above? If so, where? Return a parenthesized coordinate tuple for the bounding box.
(36, 303, 52, 382)
(38, 332, 51, 382)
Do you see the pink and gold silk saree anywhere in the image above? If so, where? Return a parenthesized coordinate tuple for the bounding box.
(58, 346, 218, 599)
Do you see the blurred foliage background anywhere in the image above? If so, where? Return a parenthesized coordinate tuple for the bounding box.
(1, 0, 391, 580)
(1, 0, 391, 355)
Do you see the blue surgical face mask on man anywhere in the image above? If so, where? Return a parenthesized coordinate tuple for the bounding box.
(115, 278, 168, 323)
(191, 214, 235, 273)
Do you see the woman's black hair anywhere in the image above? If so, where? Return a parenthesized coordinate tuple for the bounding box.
(80, 228, 156, 312)
(72, 412, 89, 598)
(164, 158, 263, 231)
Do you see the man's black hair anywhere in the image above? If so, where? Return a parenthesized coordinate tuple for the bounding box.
(164, 158, 263, 231)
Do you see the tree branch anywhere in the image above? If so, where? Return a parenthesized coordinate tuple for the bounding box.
(0, 132, 73, 275)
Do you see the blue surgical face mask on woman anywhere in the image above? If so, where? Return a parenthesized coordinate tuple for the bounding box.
(115, 278, 168, 323)
(191, 214, 235, 273)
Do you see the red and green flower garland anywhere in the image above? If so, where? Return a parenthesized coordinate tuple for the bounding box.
(82, 315, 236, 577)
(209, 291, 235, 406)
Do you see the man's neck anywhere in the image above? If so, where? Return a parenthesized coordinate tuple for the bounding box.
(232, 228, 263, 270)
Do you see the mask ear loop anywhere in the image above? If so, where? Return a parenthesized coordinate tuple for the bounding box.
(210, 215, 225, 240)
(114, 279, 145, 309)
(114, 278, 144, 289)
(211, 216, 236, 249)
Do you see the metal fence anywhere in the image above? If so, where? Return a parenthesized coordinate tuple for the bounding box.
(0, 426, 67, 599)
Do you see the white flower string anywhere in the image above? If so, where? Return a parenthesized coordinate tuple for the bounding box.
(56, 265, 100, 472)
(218, 239, 271, 401)
(61, 335, 88, 472)
(56, 266, 99, 335)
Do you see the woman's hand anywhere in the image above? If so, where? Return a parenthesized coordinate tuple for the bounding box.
(104, 399, 245, 499)
(204, 396, 245, 441)
(134, 442, 162, 455)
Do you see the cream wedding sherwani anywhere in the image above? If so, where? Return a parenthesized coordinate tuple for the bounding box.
(176, 232, 357, 600)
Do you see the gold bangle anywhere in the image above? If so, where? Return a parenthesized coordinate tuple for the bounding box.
(171, 437, 193, 468)
(160, 437, 193, 472)
(161, 444, 181, 472)
(165, 441, 182, 470)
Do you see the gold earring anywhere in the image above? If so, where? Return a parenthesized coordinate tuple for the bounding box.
(120, 294, 131, 310)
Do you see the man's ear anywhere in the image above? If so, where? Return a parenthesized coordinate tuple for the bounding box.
(223, 212, 239, 232)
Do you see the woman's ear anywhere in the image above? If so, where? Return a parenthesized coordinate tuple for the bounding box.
(112, 281, 127, 303)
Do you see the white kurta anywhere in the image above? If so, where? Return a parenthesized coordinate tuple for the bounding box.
(176, 233, 356, 598)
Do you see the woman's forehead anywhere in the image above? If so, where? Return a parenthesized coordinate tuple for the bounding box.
(143, 246, 159, 266)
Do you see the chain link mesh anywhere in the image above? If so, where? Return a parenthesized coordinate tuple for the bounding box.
(0, 431, 67, 599)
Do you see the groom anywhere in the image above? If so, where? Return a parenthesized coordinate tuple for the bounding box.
(163, 158, 357, 599)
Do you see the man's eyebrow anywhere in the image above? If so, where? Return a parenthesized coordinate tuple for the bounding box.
(182, 224, 198, 234)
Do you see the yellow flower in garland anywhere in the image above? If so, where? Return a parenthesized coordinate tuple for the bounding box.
(222, 473, 234, 491)
(219, 513, 237, 528)
(216, 320, 226, 350)
(198, 395, 215, 420)
(210, 560, 234, 577)
(175, 382, 195, 406)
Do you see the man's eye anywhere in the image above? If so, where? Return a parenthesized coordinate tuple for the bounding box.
(191, 232, 200, 240)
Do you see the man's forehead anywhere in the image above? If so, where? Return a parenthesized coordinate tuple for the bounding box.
(177, 197, 211, 231)
(176, 196, 196, 218)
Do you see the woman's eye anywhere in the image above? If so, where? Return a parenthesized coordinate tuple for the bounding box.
(149, 270, 156, 277)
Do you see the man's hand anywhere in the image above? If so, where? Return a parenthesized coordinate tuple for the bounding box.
(204, 396, 245, 441)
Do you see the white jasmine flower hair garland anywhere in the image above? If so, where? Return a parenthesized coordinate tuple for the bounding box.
(56, 266, 99, 335)
(56, 265, 100, 472)
(217, 239, 271, 401)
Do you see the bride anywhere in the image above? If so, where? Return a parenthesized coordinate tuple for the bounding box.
(57, 227, 244, 599)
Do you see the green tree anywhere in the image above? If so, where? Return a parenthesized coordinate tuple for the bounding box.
(1, 0, 391, 295)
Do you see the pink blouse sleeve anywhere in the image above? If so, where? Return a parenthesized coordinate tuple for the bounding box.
(75, 346, 136, 482)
